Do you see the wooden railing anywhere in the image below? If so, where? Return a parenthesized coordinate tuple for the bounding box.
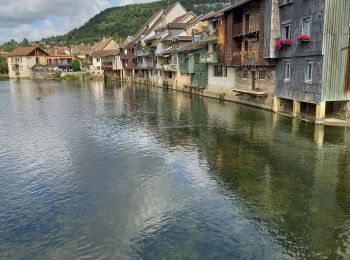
(232, 23, 243, 37)
(232, 22, 260, 37)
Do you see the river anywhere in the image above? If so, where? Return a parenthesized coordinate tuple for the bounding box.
(1, 80, 350, 259)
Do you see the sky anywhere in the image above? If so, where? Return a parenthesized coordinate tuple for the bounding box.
(0, 0, 156, 44)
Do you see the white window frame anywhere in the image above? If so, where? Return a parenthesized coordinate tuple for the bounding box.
(302, 17, 311, 35)
(284, 61, 291, 82)
(282, 23, 292, 39)
(305, 60, 314, 83)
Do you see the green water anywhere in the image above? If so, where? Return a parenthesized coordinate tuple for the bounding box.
(0, 80, 350, 259)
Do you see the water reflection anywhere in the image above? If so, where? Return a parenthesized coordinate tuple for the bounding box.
(0, 80, 350, 259)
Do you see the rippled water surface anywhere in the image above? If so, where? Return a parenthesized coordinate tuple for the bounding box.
(1, 80, 350, 259)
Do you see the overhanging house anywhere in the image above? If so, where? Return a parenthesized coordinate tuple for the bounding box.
(223, 0, 277, 109)
(272, 0, 350, 123)
(91, 49, 122, 78)
(120, 2, 188, 79)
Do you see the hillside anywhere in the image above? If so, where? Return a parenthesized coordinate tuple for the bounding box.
(42, 0, 230, 46)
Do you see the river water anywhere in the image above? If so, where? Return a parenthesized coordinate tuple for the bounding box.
(1, 80, 350, 259)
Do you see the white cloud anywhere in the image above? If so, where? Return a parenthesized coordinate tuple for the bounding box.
(0, 0, 157, 44)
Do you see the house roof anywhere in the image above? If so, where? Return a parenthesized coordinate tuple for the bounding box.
(46, 47, 71, 56)
(89, 38, 119, 54)
(71, 45, 91, 55)
(222, 0, 254, 13)
(0, 51, 9, 58)
(7, 47, 49, 57)
(91, 49, 119, 58)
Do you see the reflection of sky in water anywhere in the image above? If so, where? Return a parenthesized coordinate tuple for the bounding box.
(0, 80, 349, 259)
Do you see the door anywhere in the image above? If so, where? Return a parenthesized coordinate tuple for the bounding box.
(251, 71, 256, 90)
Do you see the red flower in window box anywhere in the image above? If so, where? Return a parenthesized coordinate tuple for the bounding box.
(281, 38, 293, 45)
(297, 34, 311, 42)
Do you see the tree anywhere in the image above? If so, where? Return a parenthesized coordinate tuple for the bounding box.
(21, 38, 30, 47)
(70, 59, 81, 71)
(0, 56, 8, 74)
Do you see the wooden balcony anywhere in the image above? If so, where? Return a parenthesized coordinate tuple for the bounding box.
(232, 22, 260, 38)
(137, 49, 152, 57)
(232, 23, 243, 37)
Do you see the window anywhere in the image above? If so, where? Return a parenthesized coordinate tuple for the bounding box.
(36, 57, 39, 64)
(194, 54, 200, 63)
(305, 60, 314, 83)
(97, 66, 101, 70)
(282, 24, 292, 39)
(214, 65, 227, 77)
(302, 17, 311, 35)
(259, 70, 266, 79)
(285, 61, 291, 81)
(96, 59, 100, 62)
(242, 70, 249, 79)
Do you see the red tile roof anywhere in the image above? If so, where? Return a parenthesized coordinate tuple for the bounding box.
(7, 47, 49, 57)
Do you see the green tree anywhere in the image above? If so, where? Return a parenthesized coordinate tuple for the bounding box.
(0, 56, 8, 74)
(70, 59, 81, 71)
(21, 38, 30, 47)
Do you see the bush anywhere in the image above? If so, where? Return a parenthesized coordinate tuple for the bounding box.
(71, 59, 81, 71)
(0, 56, 8, 74)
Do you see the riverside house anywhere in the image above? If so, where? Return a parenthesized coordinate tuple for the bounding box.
(88, 37, 119, 76)
(222, 0, 277, 109)
(120, 2, 188, 78)
(273, 0, 350, 123)
(46, 47, 82, 70)
(7, 47, 49, 78)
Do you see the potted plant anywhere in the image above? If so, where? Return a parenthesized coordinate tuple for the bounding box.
(297, 34, 311, 42)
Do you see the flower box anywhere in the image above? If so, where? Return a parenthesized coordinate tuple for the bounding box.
(297, 34, 311, 42)
(275, 38, 293, 50)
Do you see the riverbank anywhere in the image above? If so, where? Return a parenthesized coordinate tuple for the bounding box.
(0, 75, 9, 80)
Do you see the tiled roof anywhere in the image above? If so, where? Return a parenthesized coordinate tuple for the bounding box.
(46, 47, 71, 56)
(91, 49, 119, 58)
(71, 45, 91, 55)
(7, 47, 48, 57)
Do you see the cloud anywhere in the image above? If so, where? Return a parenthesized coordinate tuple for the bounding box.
(0, 0, 157, 44)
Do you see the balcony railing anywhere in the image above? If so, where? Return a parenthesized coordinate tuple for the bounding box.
(137, 49, 152, 56)
(137, 62, 153, 69)
(199, 52, 218, 63)
(162, 64, 177, 71)
(232, 22, 260, 37)
(232, 23, 243, 37)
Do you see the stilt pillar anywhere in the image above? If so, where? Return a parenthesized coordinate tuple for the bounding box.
(273, 97, 281, 112)
(316, 101, 326, 124)
(293, 100, 301, 117)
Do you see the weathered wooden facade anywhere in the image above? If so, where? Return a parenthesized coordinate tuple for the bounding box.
(273, 0, 350, 122)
